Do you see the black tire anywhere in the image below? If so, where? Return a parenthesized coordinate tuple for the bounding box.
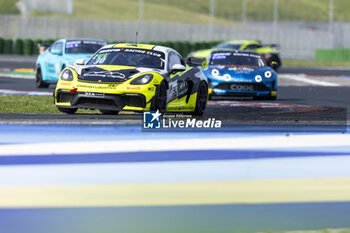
(57, 107, 77, 114)
(193, 81, 208, 115)
(36, 66, 49, 88)
(99, 109, 119, 114)
(154, 81, 167, 113)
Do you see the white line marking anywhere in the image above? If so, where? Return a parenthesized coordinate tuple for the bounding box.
(0, 74, 35, 80)
(279, 74, 340, 87)
(0, 89, 52, 96)
(0, 134, 349, 156)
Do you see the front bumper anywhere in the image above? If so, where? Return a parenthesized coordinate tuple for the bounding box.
(210, 82, 276, 97)
(55, 89, 148, 111)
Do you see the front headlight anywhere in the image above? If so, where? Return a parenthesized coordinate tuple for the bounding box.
(130, 74, 154, 85)
(255, 75, 262, 82)
(264, 71, 272, 78)
(211, 69, 220, 76)
(61, 69, 73, 81)
(223, 74, 231, 81)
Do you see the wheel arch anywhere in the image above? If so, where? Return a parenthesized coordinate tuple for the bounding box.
(154, 72, 169, 89)
(36, 63, 47, 81)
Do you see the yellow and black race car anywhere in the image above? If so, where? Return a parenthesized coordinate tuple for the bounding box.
(54, 43, 208, 115)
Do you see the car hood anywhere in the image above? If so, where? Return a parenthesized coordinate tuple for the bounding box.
(205, 65, 274, 82)
(65, 54, 94, 64)
(210, 65, 259, 77)
(72, 65, 159, 83)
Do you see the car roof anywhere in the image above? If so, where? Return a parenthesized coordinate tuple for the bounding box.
(55, 38, 107, 43)
(222, 40, 261, 45)
(210, 49, 261, 56)
(101, 43, 178, 56)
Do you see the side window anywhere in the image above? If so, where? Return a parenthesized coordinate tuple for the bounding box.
(49, 42, 63, 55)
(167, 52, 182, 71)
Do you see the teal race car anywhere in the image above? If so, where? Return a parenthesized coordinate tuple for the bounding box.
(35, 38, 106, 88)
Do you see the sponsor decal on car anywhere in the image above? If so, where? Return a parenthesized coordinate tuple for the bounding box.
(77, 84, 113, 89)
(84, 71, 126, 79)
(127, 86, 141, 90)
(60, 82, 72, 86)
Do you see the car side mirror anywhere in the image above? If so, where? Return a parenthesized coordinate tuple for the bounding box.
(186, 57, 206, 67)
(171, 64, 186, 74)
(74, 59, 85, 66)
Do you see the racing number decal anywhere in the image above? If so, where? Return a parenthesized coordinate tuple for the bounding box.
(91, 53, 108, 65)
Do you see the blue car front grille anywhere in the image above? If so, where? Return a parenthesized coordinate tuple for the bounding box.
(214, 82, 270, 91)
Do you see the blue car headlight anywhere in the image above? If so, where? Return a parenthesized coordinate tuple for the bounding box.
(61, 69, 73, 81)
(130, 74, 153, 85)
(223, 74, 231, 81)
(264, 71, 272, 78)
(255, 75, 262, 82)
(211, 69, 220, 76)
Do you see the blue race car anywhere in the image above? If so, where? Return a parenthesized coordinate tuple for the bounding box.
(35, 38, 106, 88)
(204, 50, 277, 100)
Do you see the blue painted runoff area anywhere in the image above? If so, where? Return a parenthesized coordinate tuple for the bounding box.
(0, 124, 348, 144)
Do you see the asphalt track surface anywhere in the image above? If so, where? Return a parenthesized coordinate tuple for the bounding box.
(0, 76, 348, 130)
(2, 55, 350, 75)
(0, 55, 349, 127)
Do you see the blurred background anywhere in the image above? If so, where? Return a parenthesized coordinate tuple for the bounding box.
(0, 0, 349, 60)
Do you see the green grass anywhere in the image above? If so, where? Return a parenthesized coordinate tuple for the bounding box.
(30, 0, 234, 25)
(0, 95, 57, 113)
(2, 0, 349, 24)
(284, 59, 350, 68)
(0, 0, 19, 14)
(0, 95, 99, 114)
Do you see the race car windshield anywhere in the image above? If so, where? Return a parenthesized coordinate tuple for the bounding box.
(209, 52, 266, 67)
(87, 48, 165, 69)
(217, 43, 241, 50)
(65, 41, 106, 54)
